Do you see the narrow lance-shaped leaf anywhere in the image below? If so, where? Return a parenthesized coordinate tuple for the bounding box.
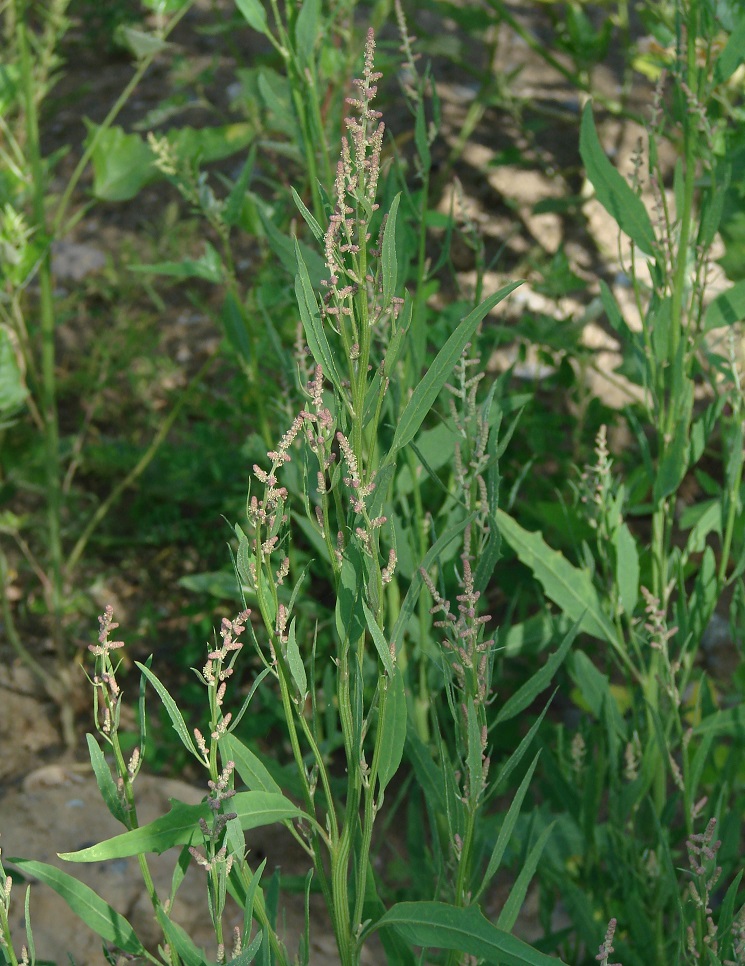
(497, 821, 556, 932)
(135, 662, 200, 761)
(477, 751, 541, 899)
(294, 239, 345, 394)
(580, 102, 656, 256)
(382, 192, 401, 307)
(496, 620, 579, 724)
(390, 282, 522, 456)
(285, 618, 308, 700)
(86, 734, 129, 825)
(376, 667, 407, 795)
(495, 509, 618, 647)
(8, 860, 144, 955)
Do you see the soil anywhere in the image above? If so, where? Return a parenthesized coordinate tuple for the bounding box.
(0, 1, 738, 963)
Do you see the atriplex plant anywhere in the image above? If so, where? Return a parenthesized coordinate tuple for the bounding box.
(490, 2, 745, 962)
(4, 28, 570, 966)
(0, 0, 201, 744)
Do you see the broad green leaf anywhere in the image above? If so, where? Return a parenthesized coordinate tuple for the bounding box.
(130, 242, 223, 283)
(653, 419, 689, 504)
(497, 822, 555, 931)
(375, 901, 568, 965)
(294, 0, 319, 65)
(376, 667, 407, 794)
(479, 752, 541, 898)
(222, 733, 281, 793)
(335, 539, 366, 649)
(496, 621, 578, 724)
(85, 123, 156, 201)
(580, 103, 656, 256)
(170, 124, 254, 166)
(692, 704, 745, 740)
(390, 282, 522, 455)
(135, 662, 200, 760)
(703, 279, 745, 331)
(714, 16, 745, 83)
(285, 618, 308, 700)
(613, 522, 639, 615)
(86, 734, 128, 825)
(382, 193, 401, 307)
(8, 860, 144, 955)
(235, 0, 270, 34)
(495, 509, 617, 645)
(362, 599, 394, 676)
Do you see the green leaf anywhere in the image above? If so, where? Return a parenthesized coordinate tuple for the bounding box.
(0, 326, 28, 416)
(294, 0, 319, 65)
(375, 901, 568, 965)
(285, 618, 308, 700)
(294, 239, 344, 394)
(8, 860, 144, 955)
(613, 522, 639, 615)
(157, 908, 213, 966)
(580, 103, 656, 255)
(479, 752, 541, 898)
(117, 26, 168, 58)
(221, 290, 252, 364)
(135, 662, 200, 761)
(235, 0, 270, 34)
(653, 419, 689, 504)
(466, 698, 483, 801)
(291, 186, 323, 243)
(391, 282, 521, 455)
(692, 705, 745, 740)
(497, 822, 555, 931)
(86, 734, 128, 825)
(376, 667, 407, 795)
(390, 513, 477, 654)
(60, 799, 211, 860)
(362, 599, 394, 676)
(714, 15, 745, 83)
(221, 733, 282, 794)
(232, 791, 307, 831)
(405, 726, 447, 816)
(702, 279, 745, 331)
(496, 620, 578, 723)
(60, 793, 303, 862)
(130, 242, 223, 283)
(335, 538, 366, 649)
(85, 123, 156, 201)
(495, 509, 617, 645)
(569, 651, 626, 743)
(224, 146, 257, 227)
(382, 193, 401, 307)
